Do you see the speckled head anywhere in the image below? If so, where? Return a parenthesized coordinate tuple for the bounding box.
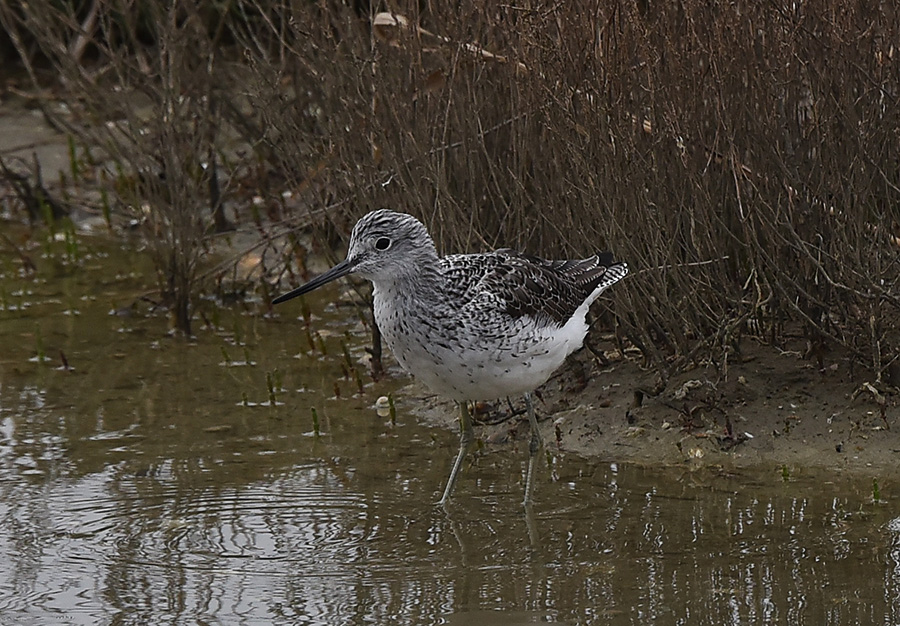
(346, 210, 439, 283)
(271, 210, 438, 304)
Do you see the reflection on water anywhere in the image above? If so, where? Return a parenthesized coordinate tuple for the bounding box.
(0, 229, 898, 625)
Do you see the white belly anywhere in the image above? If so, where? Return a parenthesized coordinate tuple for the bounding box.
(375, 295, 590, 402)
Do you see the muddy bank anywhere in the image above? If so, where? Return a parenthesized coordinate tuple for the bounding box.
(408, 337, 898, 477)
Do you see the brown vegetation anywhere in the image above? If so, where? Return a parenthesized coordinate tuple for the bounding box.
(1, 1, 898, 392)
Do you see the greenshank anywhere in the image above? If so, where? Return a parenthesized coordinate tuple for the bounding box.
(273, 209, 628, 505)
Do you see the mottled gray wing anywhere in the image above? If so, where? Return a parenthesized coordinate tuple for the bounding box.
(453, 250, 622, 326)
(440, 250, 625, 326)
(439, 253, 507, 301)
(485, 252, 600, 326)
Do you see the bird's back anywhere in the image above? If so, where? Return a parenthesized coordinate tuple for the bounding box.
(440, 249, 627, 328)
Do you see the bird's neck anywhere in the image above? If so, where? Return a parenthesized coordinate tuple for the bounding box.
(371, 261, 448, 312)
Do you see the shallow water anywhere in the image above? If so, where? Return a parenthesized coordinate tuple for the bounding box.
(0, 227, 898, 625)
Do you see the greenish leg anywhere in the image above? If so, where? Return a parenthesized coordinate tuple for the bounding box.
(439, 401, 474, 507)
(523, 392, 543, 505)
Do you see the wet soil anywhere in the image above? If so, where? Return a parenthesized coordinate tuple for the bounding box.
(410, 335, 899, 477)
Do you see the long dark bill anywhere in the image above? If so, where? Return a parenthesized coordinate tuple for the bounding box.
(272, 259, 356, 305)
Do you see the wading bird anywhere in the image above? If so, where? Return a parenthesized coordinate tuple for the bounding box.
(273, 210, 627, 505)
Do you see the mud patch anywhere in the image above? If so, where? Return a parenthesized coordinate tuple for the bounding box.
(408, 338, 898, 477)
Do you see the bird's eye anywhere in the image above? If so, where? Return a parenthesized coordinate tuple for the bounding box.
(374, 237, 391, 251)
